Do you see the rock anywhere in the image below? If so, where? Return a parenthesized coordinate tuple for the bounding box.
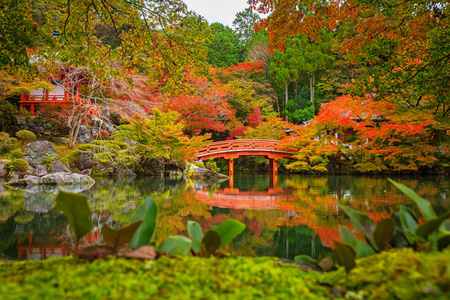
(81, 169, 92, 176)
(15, 115, 27, 126)
(53, 137, 69, 145)
(25, 141, 59, 165)
(5, 172, 95, 186)
(0, 160, 11, 178)
(28, 122, 37, 129)
(188, 164, 228, 180)
(26, 165, 36, 176)
(23, 156, 36, 167)
(77, 125, 93, 143)
(49, 161, 71, 173)
(77, 151, 95, 170)
(140, 157, 165, 176)
(43, 123, 52, 130)
(116, 166, 136, 177)
(122, 139, 137, 147)
(9, 171, 21, 181)
(35, 164, 47, 177)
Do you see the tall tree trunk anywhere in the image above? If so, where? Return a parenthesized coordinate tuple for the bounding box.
(285, 83, 289, 122)
(310, 71, 315, 111)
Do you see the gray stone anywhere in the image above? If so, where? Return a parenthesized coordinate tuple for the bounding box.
(140, 157, 165, 176)
(188, 164, 228, 180)
(53, 137, 69, 145)
(81, 169, 92, 176)
(77, 125, 94, 144)
(26, 165, 36, 176)
(43, 123, 52, 130)
(122, 139, 137, 147)
(23, 155, 36, 167)
(25, 141, 59, 165)
(5, 172, 95, 186)
(49, 161, 71, 173)
(15, 115, 27, 126)
(35, 164, 47, 177)
(116, 166, 136, 177)
(77, 151, 95, 171)
(0, 160, 11, 178)
(28, 122, 37, 129)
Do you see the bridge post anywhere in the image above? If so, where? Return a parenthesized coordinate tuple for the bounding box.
(269, 159, 278, 175)
(228, 159, 234, 177)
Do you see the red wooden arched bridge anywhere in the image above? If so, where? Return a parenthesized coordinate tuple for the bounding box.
(196, 139, 296, 176)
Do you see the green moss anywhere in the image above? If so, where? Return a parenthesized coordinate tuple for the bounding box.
(15, 130, 36, 143)
(8, 149, 24, 159)
(0, 256, 330, 300)
(324, 248, 450, 299)
(7, 158, 29, 172)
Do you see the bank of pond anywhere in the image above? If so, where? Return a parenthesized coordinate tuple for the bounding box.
(1, 248, 449, 299)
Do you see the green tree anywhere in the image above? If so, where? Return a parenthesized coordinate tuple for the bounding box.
(207, 23, 243, 68)
(232, 7, 261, 57)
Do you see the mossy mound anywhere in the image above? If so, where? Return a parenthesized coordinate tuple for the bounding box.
(0, 256, 330, 299)
(324, 248, 450, 300)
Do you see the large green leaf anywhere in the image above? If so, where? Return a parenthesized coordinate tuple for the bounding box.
(129, 197, 157, 249)
(187, 221, 203, 254)
(102, 220, 143, 249)
(294, 255, 322, 270)
(52, 190, 93, 240)
(201, 229, 221, 257)
(213, 219, 246, 249)
(388, 179, 437, 221)
(437, 234, 450, 251)
(339, 226, 375, 258)
(333, 241, 356, 274)
(339, 226, 358, 245)
(399, 209, 420, 244)
(339, 205, 376, 250)
(416, 211, 450, 239)
(373, 218, 395, 251)
(159, 236, 192, 256)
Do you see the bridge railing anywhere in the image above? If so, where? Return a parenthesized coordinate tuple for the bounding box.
(197, 139, 284, 156)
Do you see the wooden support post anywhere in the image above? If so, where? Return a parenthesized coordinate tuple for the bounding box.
(228, 176, 234, 189)
(30, 104, 35, 116)
(228, 159, 234, 177)
(269, 159, 278, 175)
(269, 173, 278, 188)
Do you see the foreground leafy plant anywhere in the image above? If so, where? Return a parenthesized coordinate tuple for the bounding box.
(295, 179, 450, 274)
(52, 190, 246, 260)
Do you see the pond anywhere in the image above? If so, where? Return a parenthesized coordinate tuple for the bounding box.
(1, 174, 449, 261)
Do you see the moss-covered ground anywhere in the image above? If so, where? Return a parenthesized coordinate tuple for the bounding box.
(1, 249, 449, 299)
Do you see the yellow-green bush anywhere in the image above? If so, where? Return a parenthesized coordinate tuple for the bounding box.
(0, 132, 17, 153)
(7, 158, 29, 172)
(8, 149, 24, 159)
(324, 248, 450, 300)
(15, 130, 36, 143)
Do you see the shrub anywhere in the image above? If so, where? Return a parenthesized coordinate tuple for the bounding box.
(9, 149, 24, 159)
(205, 159, 220, 173)
(15, 130, 36, 143)
(7, 159, 29, 172)
(0, 133, 17, 153)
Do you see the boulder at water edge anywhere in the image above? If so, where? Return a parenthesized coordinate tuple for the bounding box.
(25, 141, 59, 165)
(5, 172, 95, 186)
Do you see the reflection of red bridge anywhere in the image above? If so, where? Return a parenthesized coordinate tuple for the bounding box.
(195, 187, 294, 210)
(196, 140, 296, 176)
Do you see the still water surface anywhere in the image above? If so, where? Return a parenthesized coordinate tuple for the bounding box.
(1, 174, 448, 261)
